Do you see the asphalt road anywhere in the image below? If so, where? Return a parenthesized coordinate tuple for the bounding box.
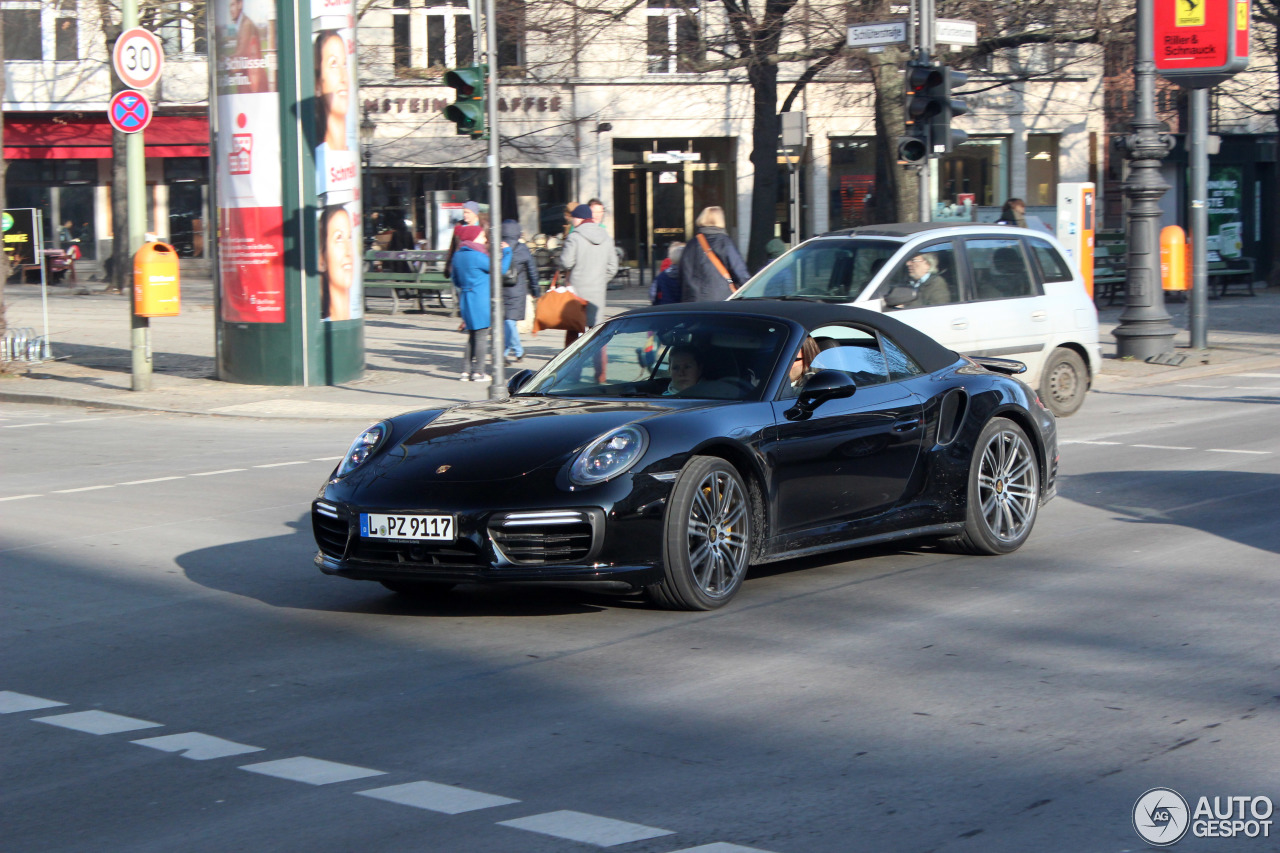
(2, 375, 1278, 852)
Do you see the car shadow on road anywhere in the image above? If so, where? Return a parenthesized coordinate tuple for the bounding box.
(1059, 469, 1280, 555)
(176, 513, 638, 617)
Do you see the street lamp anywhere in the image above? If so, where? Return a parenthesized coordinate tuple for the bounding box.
(359, 108, 376, 169)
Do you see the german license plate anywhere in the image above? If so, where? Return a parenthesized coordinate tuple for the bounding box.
(360, 513, 454, 541)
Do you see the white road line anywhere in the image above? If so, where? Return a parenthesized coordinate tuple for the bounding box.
(132, 732, 264, 761)
(0, 691, 67, 713)
(313, 456, 343, 462)
(1232, 386, 1280, 391)
(357, 781, 519, 814)
(1234, 373, 1280, 378)
(240, 757, 386, 785)
(2, 423, 48, 429)
(0, 494, 42, 502)
(1206, 448, 1271, 455)
(1131, 444, 1193, 450)
(51, 485, 115, 494)
(253, 461, 310, 468)
(116, 477, 184, 486)
(1060, 440, 1122, 446)
(498, 810, 675, 846)
(1172, 384, 1219, 388)
(33, 710, 163, 735)
(670, 840, 778, 845)
(189, 468, 247, 476)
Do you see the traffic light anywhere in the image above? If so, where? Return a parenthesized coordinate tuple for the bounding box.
(444, 65, 487, 138)
(927, 67, 968, 154)
(896, 136, 928, 166)
(904, 61, 944, 139)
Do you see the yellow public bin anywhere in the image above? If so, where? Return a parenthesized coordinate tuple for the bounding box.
(133, 241, 181, 317)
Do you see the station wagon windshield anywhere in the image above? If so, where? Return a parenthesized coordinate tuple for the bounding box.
(735, 239, 899, 302)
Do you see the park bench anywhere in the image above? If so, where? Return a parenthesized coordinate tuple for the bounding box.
(363, 250, 453, 314)
(1092, 232, 1257, 306)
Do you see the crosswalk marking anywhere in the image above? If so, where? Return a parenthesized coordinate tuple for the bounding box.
(357, 780, 519, 814)
(240, 757, 386, 785)
(498, 810, 675, 846)
(132, 732, 265, 761)
(0, 691, 67, 713)
(33, 710, 163, 735)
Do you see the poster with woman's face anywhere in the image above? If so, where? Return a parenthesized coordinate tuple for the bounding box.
(313, 0, 361, 320)
(319, 202, 360, 321)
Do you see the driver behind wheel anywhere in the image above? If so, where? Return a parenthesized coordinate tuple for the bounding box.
(663, 346, 704, 395)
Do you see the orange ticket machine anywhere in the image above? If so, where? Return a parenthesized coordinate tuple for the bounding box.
(133, 241, 181, 317)
(1055, 182, 1096, 298)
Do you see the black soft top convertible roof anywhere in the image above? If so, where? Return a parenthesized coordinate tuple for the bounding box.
(623, 300, 959, 375)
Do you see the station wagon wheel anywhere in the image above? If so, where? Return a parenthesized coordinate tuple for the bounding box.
(647, 456, 752, 610)
(946, 418, 1040, 555)
(1038, 347, 1088, 417)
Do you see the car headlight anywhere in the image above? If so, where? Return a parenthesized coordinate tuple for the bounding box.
(336, 422, 389, 478)
(569, 425, 649, 486)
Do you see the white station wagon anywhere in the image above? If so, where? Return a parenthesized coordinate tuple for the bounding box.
(733, 222, 1102, 416)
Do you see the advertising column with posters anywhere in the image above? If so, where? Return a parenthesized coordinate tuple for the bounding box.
(214, 0, 285, 324)
(211, 0, 364, 385)
(313, 0, 362, 322)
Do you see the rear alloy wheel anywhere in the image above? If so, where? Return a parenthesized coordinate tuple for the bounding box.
(380, 580, 457, 597)
(647, 456, 752, 610)
(1038, 347, 1088, 417)
(946, 418, 1040, 555)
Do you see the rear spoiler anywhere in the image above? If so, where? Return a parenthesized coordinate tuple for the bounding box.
(969, 356, 1027, 376)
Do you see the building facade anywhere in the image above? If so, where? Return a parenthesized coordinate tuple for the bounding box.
(2, 0, 211, 273)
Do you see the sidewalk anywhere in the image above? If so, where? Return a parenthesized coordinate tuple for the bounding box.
(3, 278, 1280, 421)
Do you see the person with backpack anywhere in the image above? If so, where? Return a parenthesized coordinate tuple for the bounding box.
(681, 206, 749, 302)
(500, 220, 537, 364)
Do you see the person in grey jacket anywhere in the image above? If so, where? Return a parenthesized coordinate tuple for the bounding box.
(558, 203, 618, 330)
(500, 219, 537, 363)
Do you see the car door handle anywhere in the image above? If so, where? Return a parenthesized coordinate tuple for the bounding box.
(1031, 310, 1048, 321)
(893, 416, 923, 432)
(950, 318, 969, 330)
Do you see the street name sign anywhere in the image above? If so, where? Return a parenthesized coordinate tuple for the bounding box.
(108, 90, 153, 134)
(847, 22, 907, 49)
(936, 19, 978, 47)
(1154, 0, 1250, 88)
(113, 28, 164, 90)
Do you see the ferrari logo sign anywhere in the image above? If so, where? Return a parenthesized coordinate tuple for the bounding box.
(1176, 0, 1206, 27)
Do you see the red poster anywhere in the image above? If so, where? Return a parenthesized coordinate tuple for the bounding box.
(219, 206, 286, 322)
(1154, 0, 1249, 74)
(214, 0, 285, 323)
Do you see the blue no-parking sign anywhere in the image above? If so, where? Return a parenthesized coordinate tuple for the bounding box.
(108, 89, 152, 134)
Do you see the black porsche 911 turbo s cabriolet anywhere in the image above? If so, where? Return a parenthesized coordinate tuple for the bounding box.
(312, 300, 1057, 610)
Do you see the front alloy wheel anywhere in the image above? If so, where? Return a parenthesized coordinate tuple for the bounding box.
(647, 456, 752, 610)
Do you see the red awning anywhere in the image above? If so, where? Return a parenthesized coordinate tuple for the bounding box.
(4, 114, 210, 159)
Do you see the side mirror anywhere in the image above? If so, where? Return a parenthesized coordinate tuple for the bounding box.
(507, 368, 535, 395)
(785, 369, 856, 420)
(885, 285, 919, 308)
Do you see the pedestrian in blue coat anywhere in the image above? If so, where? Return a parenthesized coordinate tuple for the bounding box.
(450, 224, 512, 381)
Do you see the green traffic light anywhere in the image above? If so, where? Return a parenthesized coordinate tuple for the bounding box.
(444, 64, 487, 138)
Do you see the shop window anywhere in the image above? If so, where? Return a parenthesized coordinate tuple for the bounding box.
(647, 0, 701, 74)
(1026, 135, 1059, 207)
(934, 137, 1008, 219)
(829, 137, 876, 231)
(3, 9, 43, 60)
(165, 158, 208, 259)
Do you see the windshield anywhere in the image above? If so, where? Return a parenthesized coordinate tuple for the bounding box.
(519, 313, 792, 400)
(735, 239, 900, 302)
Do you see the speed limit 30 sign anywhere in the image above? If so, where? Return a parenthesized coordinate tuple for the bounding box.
(113, 27, 164, 90)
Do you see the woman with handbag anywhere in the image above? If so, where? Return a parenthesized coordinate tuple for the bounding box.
(450, 224, 511, 382)
(681, 206, 750, 303)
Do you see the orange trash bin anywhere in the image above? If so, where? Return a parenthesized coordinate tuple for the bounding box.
(133, 241, 181, 317)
